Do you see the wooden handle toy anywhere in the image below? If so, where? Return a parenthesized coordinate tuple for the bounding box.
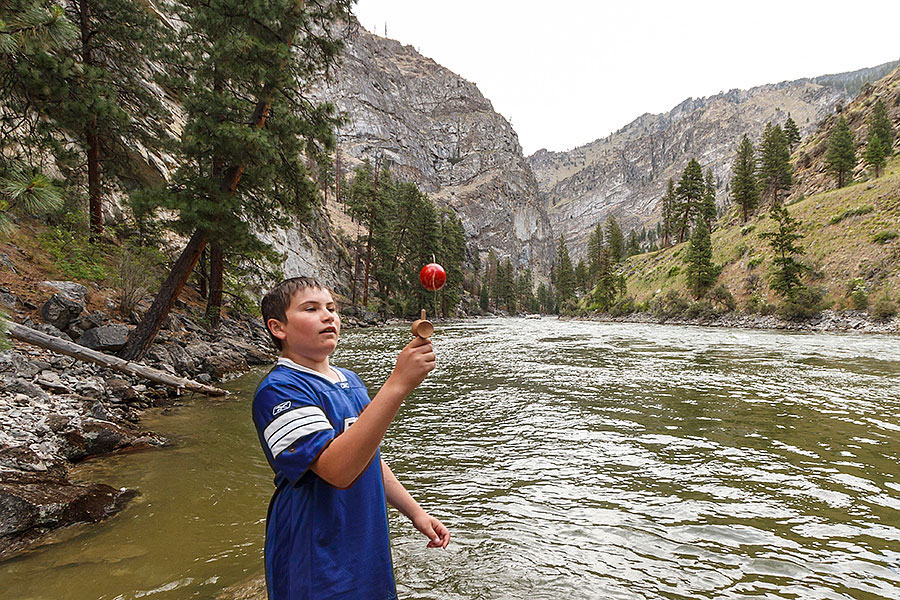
(411, 309, 434, 338)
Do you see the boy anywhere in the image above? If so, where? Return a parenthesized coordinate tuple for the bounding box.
(253, 277, 450, 599)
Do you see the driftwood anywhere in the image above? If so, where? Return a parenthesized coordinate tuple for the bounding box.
(5, 321, 228, 397)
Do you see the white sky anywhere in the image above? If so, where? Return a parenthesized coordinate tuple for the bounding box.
(353, 0, 900, 156)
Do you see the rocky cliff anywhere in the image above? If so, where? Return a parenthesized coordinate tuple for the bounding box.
(528, 61, 899, 259)
(313, 24, 554, 273)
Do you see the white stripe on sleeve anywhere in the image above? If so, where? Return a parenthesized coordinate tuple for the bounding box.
(264, 406, 332, 457)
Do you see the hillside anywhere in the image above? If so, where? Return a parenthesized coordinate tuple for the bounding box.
(529, 61, 899, 258)
(618, 154, 900, 313)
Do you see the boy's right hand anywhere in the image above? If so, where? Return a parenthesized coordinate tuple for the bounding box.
(388, 337, 435, 394)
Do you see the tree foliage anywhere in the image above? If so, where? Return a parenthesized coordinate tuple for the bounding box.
(759, 204, 805, 297)
(731, 134, 759, 223)
(758, 123, 792, 206)
(685, 218, 718, 298)
(825, 116, 856, 188)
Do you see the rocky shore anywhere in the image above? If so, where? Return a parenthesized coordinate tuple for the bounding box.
(570, 308, 900, 334)
(0, 281, 285, 561)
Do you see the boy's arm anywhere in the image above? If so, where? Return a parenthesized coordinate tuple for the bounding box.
(309, 336, 434, 488)
(381, 459, 450, 549)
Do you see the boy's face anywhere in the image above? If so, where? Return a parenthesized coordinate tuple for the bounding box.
(268, 286, 340, 363)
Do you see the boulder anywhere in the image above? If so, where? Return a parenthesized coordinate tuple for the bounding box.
(0, 291, 19, 310)
(164, 343, 196, 374)
(40, 293, 85, 330)
(77, 324, 130, 352)
(0, 469, 138, 561)
(34, 370, 72, 394)
(105, 378, 139, 403)
(58, 419, 141, 462)
(41, 281, 88, 302)
(204, 352, 249, 380)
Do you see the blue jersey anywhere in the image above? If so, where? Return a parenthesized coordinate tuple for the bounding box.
(252, 358, 396, 600)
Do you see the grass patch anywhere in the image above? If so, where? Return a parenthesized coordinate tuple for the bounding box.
(38, 226, 110, 281)
(828, 205, 873, 225)
(872, 231, 898, 244)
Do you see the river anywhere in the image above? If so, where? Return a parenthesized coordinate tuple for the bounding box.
(2, 318, 900, 599)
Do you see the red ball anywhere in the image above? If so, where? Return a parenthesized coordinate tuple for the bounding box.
(419, 263, 446, 291)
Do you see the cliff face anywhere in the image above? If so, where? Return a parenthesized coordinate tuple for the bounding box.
(313, 25, 554, 272)
(528, 62, 899, 258)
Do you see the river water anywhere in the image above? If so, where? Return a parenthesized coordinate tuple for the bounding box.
(2, 318, 900, 599)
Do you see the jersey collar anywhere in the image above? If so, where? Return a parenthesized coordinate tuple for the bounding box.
(276, 357, 347, 384)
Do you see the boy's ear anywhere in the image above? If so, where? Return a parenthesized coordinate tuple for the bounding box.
(267, 318, 288, 341)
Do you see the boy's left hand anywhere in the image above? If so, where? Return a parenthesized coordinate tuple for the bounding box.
(411, 512, 450, 549)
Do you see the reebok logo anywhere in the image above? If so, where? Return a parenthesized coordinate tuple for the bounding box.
(272, 401, 291, 416)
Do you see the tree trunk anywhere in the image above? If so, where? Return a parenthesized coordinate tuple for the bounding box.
(7, 321, 226, 396)
(79, 0, 102, 242)
(205, 242, 224, 329)
(199, 247, 208, 299)
(119, 228, 209, 360)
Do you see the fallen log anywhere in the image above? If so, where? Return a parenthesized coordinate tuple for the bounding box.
(4, 321, 228, 397)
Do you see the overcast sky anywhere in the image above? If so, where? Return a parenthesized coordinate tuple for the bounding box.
(353, 0, 900, 156)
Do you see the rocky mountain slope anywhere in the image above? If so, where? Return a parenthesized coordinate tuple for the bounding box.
(313, 23, 554, 272)
(528, 61, 899, 259)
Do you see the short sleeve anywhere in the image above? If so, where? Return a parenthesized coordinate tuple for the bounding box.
(253, 381, 336, 483)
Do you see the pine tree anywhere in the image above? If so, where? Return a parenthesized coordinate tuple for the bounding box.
(685, 217, 717, 298)
(660, 178, 675, 248)
(731, 134, 759, 223)
(759, 204, 805, 296)
(864, 133, 887, 178)
(574, 259, 589, 293)
(675, 159, 705, 243)
(120, 0, 353, 360)
(825, 116, 856, 188)
(586, 222, 604, 283)
(592, 247, 619, 310)
(554, 236, 575, 307)
(758, 123, 792, 206)
(605, 215, 624, 262)
(868, 98, 894, 155)
(784, 115, 801, 149)
(701, 168, 717, 229)
(625, 229, 640, 256)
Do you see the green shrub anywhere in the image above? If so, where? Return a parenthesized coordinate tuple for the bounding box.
(608, 296, 635, 317)
(777, 287, 828, 321)
(685, 300, 717, 320)
(872, 296, 898, 321)
(747, 256, 763, 270)
(651, 289, 690, 318)
(740, 224, 755, 236)
(667, 265, 681, 278)
(734, 242, 749, 259)
(39, 226, 109, 281)
(872, 231, 898, 244)
(708, 284, 737, 312)
(828, 205, 873, 225)
(846, 278, 868, 311)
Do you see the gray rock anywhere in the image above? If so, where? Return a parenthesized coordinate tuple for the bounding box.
(0, 254, 18, 274)
(77, 325, 130, 352)
(34, 371, 71, 394)
(0, 291, 18, 309)
(0, 447, 48, 472)
(164, 343, 195, 374)
(40, 294, 85, 330)
(75, 377, 105, 399)
(3, 377, 50, 401)
(105, 378, 138, 402)
(204, 352, 248, 380)
(41, 281, 88, 302)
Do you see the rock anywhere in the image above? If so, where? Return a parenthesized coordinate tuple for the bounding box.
(164, 343, 195, 374)
(0, 291, 19, 310)
(0, 352, 46, 379)
(105, 378, 138, 403)
(77, 325, 130, 352)
(222, 339, 273, 366)
(0, 469, 138, 561)
(58, 419, 141, 462)
(40, 293, 85, 330)
(34, 371, 72, 394)
(0, 254, 18, 274)
(0, 446, 49, 472)
(41, 281, 88, 302)
(2, 377, 50, 402)
(35, 322, 71, 341)
(204, 352, 249, 380)
(185, 342, 212, 362)
(75, 377, 105, 399)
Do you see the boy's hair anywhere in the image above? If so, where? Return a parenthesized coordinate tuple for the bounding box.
(261, 277, 330, 350)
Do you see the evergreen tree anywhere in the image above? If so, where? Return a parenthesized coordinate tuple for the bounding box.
(864, 133, 887, 178)
(759, 204, 805, 296)
(120, 0, 353, 359)
(675, 159, 705, 243)
(825, 116, 856, 188)
(516, 268, 536, 313)
(574, 259, 589, 293)
(592, 247, 623, 311)
(536, 282, 552, 314)
(605, 215, 624, 262)
(758, 123, 792, 206)
(701, 168, 717, 229)
(685, 217, 717, 298)
(660, 178, 675, 248)
(784, 115, 801, 149)
(731, 134, 759, 223)
(625, 229, 641, 257)
(868, 98, 894, 155)
(554, 236, 576, 307)
(485, 249, 499, 308)
(479, 283, 489, 312)
(586, 222, 604, 283)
